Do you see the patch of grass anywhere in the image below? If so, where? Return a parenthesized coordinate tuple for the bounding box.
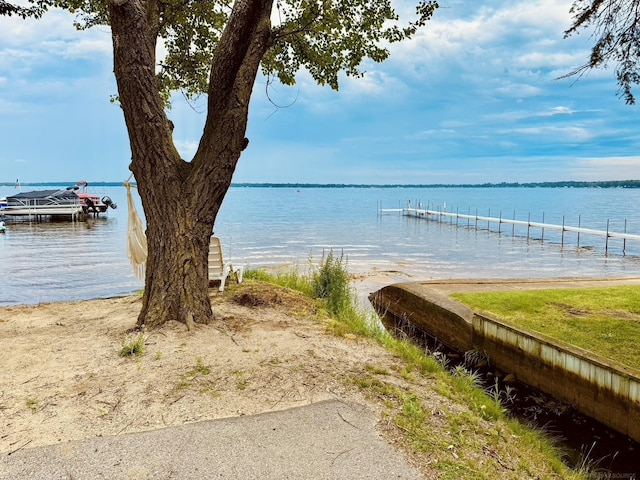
(192, 357, 211, 375)
(233, 370, 248, 391)
(245, 267, 314, 297)
(26, 397, 40, 413)
(395, 392, 431, 452)
(120, 333, 146, 357)
(175, 357, 218, 396)
(435, 461, 484, 480)
(351, 374, 389, 392)
(365, 364, 390, 375)
(452, 286, 640, 370)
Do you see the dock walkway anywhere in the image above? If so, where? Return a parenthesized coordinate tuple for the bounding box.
(380, 206, 640, 254)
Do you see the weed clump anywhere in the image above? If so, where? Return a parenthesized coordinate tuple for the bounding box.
(120, 333, 146, 357)
(311, 250, 351, 316)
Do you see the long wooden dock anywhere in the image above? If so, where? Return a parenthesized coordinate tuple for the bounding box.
(379, 205, 640, 255)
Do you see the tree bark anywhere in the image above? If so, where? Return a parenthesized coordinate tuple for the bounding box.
(108, 0, 273, 328)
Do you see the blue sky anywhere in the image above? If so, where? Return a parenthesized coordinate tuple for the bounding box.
(1, 0, 640, 184)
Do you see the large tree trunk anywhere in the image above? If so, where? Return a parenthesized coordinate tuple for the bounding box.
(108, 0, 273, 328)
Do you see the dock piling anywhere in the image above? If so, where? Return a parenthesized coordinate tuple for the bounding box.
(378, 204, 639, 256)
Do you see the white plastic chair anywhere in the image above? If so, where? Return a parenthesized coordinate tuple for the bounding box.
(208, 236, 244, 292)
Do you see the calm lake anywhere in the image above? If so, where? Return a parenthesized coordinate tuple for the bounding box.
(1, 185, 640, 306)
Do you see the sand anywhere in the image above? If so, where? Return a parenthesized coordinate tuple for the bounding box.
(0, 280, 408, 457)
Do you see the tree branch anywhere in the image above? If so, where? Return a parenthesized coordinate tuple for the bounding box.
(108, 0, 181, 184)
(194, 0, 273, 166)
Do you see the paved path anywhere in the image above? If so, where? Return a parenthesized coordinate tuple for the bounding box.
(0, 400, 420, 480)
(405, 276, 640, 296)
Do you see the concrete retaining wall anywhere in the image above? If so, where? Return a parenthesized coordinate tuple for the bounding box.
(369, 283, 640, 443)
(472, 313, 640, 442)
(369, 283, 474, 352)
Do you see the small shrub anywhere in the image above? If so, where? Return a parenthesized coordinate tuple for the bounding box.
(120, 333, 146, 357)
(312, 250, 351, 315)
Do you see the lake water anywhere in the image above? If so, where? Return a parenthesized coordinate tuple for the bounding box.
(2, 185, 640, 306)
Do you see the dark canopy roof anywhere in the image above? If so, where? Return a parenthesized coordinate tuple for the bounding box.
(7, 189, 78, 200)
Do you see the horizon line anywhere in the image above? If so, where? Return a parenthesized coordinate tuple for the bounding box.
(2, 180, 640, 189)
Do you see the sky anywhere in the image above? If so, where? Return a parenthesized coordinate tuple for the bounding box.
(1, 0, 640, 185)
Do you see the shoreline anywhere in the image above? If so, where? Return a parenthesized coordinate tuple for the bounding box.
(3, 277, 639, 477)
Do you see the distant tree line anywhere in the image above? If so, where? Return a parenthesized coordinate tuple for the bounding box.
(3, 180, 640, 189)
(231, 180, 640, 188)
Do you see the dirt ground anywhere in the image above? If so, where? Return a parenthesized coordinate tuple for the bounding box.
(0, 280, 410, 456)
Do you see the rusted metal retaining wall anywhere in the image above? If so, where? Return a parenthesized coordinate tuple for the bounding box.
(472, 313, 640, 442)
(370, 283, 640, 443)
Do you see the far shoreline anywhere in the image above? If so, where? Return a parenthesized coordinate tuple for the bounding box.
(2, 179, 640, 189)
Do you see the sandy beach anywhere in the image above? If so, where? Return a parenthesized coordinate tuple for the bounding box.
(0, 278, 583, 478)
(0, 280, 408, 453)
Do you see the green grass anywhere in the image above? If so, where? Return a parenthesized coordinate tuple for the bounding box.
(120, 333, 146, 357)
(244, 267, 315, 297)
(26, 397, 40, 413)
(248, 257, 584, 479)
(175, 358, 218, 396)
(452, 286, 640, 370)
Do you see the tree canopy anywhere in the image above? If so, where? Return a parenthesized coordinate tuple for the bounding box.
(27, 0, 438, 105)
(0, 0, 40, 17)
(565, 0, 640, 104)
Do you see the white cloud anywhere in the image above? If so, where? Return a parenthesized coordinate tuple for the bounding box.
(42, 38, 112, 60)
(342, 70, 403, 97)
(495, 83, 543, 98)
(174, 140, 199, 161)
(576, 156, 640, 169)
(550, 106, 573, 115)
(412, 128, 459, 139)
(565, 156, 640, 180)
(515, 51, 583, 71)
(387, 0, 586, 84)
(485, 105, 575, 124)
(511, 125, 592, 141)
(0, 9, 111, 64)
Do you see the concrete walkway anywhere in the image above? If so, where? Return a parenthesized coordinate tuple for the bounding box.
(0, 400, 420, 480)
(404, 276, 640, 296)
